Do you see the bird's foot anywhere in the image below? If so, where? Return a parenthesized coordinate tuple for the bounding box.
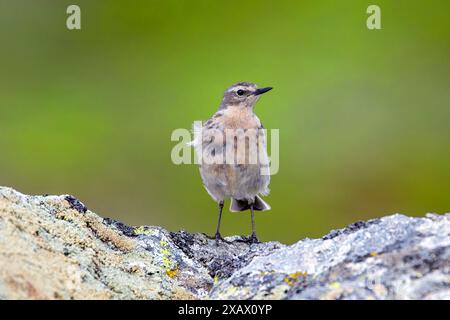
(237, 233, 260, 244)
(249, 233, 260, 244)
(214, 232, 224, 245)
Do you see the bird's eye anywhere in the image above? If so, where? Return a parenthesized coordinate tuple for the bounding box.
(236, 89, 245, 96)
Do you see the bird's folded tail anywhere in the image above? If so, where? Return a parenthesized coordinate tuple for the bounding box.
(230, 195, 271, 212)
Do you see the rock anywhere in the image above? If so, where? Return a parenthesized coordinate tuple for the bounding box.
(0, 186, 449, 300)
(0, 186, 280, 299)
(210, 214, 450, 299)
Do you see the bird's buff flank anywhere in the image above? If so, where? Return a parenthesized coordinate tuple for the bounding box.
(190, 82, 273, 243)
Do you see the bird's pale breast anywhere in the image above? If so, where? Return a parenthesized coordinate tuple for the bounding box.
(195, 106, 270, 202)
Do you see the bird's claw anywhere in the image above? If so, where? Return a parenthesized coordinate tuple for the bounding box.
(214, 233, 233, 245)
(249, 233, 260, 244)
(236, 233, 260, 244)
(215, 232, 223, 245)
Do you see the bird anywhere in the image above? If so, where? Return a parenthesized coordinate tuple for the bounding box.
(191, 82, 273, 243)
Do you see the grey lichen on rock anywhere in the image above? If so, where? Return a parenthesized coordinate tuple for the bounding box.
(0, 186, 195, 299)
(0, 186, 449, 300)
(210, 214, 450, 299)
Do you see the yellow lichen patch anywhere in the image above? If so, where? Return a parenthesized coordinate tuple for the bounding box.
(259, 270, 276, 275)
(213, 275, 219, 285)
(159, 239, 179, 277)
(160, 247, 171, 256)
(370, 252, 378, 257)
(162, 255, 172, 269)
(133, 226, 154, 236)
(224, 286, 237, 296)
(166, 268, 179, 278)
(329, 281, 341, 289)
(283, 271, 308, 286)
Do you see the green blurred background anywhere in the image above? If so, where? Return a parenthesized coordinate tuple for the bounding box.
(0, 1, 449, 243)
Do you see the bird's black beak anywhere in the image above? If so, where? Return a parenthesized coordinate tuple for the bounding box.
(254, 87, 273, 95)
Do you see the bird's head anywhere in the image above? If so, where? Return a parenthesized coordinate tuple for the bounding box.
(219, 82, 272, 110)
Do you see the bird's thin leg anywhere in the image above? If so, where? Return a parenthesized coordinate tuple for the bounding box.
(215, 201, 224, 242)
(250, 204, 259, 243)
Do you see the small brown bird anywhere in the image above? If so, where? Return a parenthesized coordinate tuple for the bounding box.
(191, 82, 272, 243)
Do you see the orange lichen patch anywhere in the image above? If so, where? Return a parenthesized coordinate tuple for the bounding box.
(283, 271, 308, 286)
(84, 214, 135, 252)
(5, 277, 41, 299)
(172, 288, 197, 300)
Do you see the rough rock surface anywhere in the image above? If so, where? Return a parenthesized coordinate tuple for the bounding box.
(0, 186, 449, 300)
